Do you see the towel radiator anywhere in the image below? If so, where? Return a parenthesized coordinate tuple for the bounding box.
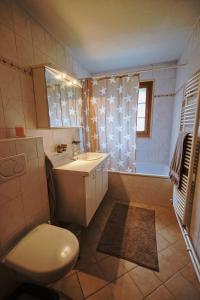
(173, 71, 200, 227)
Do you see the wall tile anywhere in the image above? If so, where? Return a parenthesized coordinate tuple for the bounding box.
(16, 35, 34, 67)
(0, 64, 22, 103)
(44, 54, 56, 67)
(0, 23, 18, 61)
(0, 178, 21, 205)
(44, 31, 57, 62)
(56, 43, 66, 69)
(36, 137, 45, 158)
(3, 98, 25, 128)
(0, 90, 5, 129)
(33, 47, 46, 65)
(0, 0, 14, 30)
(21, 158, 49, 229)
(23, 100, 37, 128)
(30, 19, 45, 53)
(6, 128, 16, 138)
(0, 140, 16, 159)
(0, 128, 7, 139)
(16, 138, 37, 160)
(12, 1, 32, 43)
(0, 195, 26, 253)
(20, 73, 34, 102)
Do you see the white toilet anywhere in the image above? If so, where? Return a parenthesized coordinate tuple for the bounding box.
(2, 223, 79, 284)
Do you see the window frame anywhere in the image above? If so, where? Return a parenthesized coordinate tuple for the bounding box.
(136, 81, 153, 138)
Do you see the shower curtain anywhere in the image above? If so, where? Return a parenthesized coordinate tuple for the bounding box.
(82, 75, 139, 172)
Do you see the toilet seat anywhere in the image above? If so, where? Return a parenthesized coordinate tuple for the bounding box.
(3, 224, 79, 284)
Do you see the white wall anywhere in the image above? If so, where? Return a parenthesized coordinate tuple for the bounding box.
(169, 19, 200, 258)
(136, 67, 176, 165)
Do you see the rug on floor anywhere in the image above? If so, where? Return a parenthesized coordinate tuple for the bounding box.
(97, 203, 159, 271)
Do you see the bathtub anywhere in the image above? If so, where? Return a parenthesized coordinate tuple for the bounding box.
(108, 163, 172, 207)
(136, 162, 169, 177)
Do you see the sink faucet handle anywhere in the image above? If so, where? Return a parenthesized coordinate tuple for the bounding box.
(57, 144, 63, 153)
(61, 144, 67, 151)
(56, 144, 67, 153)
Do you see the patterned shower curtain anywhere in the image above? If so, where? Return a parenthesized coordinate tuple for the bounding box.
(82, 75, 139, 172)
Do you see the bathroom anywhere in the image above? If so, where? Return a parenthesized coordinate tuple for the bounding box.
(0, 0, 200, 299)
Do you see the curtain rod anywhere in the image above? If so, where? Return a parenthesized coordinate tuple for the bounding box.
(92, 63, 187, 79)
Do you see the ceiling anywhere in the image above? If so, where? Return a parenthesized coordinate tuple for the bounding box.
(19, 0, 200, 74)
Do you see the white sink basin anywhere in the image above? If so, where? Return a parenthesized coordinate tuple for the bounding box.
(78, 153, 103, 161)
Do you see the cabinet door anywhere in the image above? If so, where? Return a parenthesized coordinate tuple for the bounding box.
(85, 171, 96, 225)
(95, 166, 103, 207)
(102, 161, 108, 197)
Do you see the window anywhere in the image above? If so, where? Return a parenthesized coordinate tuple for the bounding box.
(137, 81, 153, 137)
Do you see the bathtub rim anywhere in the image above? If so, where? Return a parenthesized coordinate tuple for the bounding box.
(108, 170, 169, 179)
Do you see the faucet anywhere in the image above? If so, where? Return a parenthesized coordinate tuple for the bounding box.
(56, 144, 67, 153)
(72, 140, 80, 160)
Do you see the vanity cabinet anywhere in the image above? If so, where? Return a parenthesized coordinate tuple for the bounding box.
(53, 157, 109, 227)
(32, 65, 82, 128)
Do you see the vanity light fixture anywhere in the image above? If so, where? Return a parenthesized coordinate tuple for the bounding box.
(45, 66, 82, 88)
(55, 74, 62, 80)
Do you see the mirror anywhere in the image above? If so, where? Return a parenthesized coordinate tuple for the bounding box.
(45, 67, 82, 127)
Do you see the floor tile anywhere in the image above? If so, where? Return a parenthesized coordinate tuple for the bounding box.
(159, 224, 181, 244)
(90, 243, 109, 262)
(51, 273, 84, 300)
(120, 258, 137, 271)
(98, 256, 127, 282)
(110, 273, 143, 300)
(77, 263, 107, 297)
(86, 284, 115, 300)
(75, 242, 96, 269)
(155, 214, 176, 232)
(180, 263, 200, 289)
(165, 272, 200, 300)
(81, 226, 102, 246)
(145, 285, 174, 300)
(154, 252, 183, 283)
(129, 266, 162, 296)
(156, 233, 171, 252)
(161, 242, 189, 267)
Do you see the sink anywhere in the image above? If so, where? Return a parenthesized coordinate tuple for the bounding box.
(78, 153, 103, 161)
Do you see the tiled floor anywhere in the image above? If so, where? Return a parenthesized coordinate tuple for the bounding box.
(51, 197, 200, 300)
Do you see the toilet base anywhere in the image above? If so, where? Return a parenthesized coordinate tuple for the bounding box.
(5, 283, 60, 300)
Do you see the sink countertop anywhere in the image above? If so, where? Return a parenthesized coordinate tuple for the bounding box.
(53, 153, 109, 176)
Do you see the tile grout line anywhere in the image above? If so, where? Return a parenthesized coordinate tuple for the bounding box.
(143, 284, 176, 300)
(82, 266, 137, 299)
(75, 271, 85, 300)
(126, 267, 163, 299)
(153, 259, 191, 287)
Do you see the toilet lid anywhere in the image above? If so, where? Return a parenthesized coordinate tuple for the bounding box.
(4, 224, 79, 278)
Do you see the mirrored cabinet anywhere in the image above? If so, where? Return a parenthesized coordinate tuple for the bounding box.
(32, 65, 83, 128)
